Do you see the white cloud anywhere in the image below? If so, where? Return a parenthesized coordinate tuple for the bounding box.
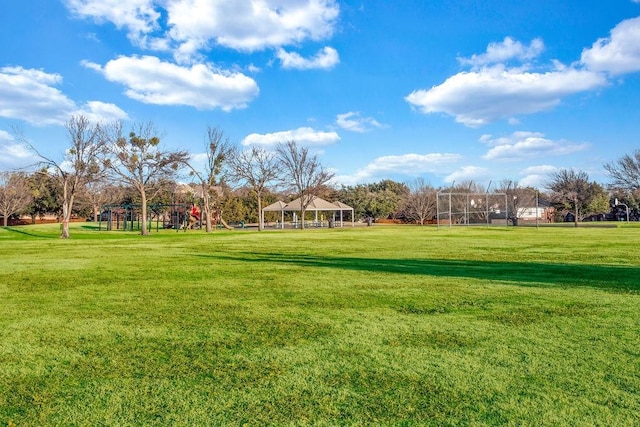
(406, 64, 607, 127)
(84, 55, 259, 111)
(431, 15, 640, 130)
(0, 131, 38, 170)
(0, 66, 75, 125)
(444, 166, 490, 184)
(64, 0, 164, 49)
(77, 101, 129, 122)
(581, 16, 640, 76)
(518, 174, 547, 189)
(0, 66, 128, 126)
(521, 164, 558, 176)
(518, 165, 558, 188)
(334, 153, 461, 185)
(242, 127, 340, 147)
(480, 131, 590, 161)
(64, 0, 344, 72)
(335, 112, 385, 133)
(166, 0, 339, 56)
(277, 46, 339, 70)
(406, 33, 627, 127)
(67, 0, 340, 62)
(459, 37, 545, 68)
(0, 130, 12, 141)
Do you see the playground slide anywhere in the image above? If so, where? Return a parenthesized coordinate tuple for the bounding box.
(219, 218, 234, 230)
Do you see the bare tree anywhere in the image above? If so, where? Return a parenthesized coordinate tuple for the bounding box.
(104, 122, 189, 235)
(447, 180, 487, 224)
(185, 126, 233, 232)
(276, 141, 334, 229)
(17, 115, 104, 238)
(0, 172, 32, 226)
(228, 145, 281, 230)
(547, 169, 603, 226)
(401, 178, 436, 225)
(604, 150, 640, 192)
(495, 179, 538, 225)
(80, 180, 125, 222)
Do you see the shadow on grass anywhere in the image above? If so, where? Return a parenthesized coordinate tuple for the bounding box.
(205, 252, 640, 293)
(0, 226, 57, 239)
(80, 224, 101, 231)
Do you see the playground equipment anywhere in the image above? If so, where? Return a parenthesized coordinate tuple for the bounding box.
(219, 218, 233, 230)
(98, 183, 239, 232)
(98, 203, 197, 232)
(97, 202, 234, 232)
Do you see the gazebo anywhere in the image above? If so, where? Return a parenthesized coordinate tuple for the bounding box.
(262, 196, 354, 229)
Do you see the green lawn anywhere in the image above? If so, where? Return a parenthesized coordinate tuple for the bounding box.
(1, 224, 639, 426)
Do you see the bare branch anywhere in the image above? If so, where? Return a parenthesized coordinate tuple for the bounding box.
(604, 150, 640, 192)
(0, 172, 32, 226)
(228, 145, 282, 230)
(276, 141, 335, 229)
(103, 121, 188, 235)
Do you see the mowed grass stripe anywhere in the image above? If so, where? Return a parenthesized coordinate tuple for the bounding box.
(0, 224, 639, 425)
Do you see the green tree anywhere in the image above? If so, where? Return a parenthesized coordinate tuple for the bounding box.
(367, 179, 410, 220)
(218, 186, 252, 224)
(26, 169, 62, 223)
(369, 179, 410, 199)
(336, 180, 409, 222)
(336, 184, 370, 220)
(368, 189, 399, 220)
(585, 189, 611, 218)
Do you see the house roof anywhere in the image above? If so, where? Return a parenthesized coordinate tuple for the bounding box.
(173, 183, 195, 195)
(173, 183, 222, 199)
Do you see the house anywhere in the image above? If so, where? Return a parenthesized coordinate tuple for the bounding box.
(513, 199, 554, 224)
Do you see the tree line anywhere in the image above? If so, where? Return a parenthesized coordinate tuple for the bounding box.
(0, 117, 335, 236)
(1, 115, 639, 235)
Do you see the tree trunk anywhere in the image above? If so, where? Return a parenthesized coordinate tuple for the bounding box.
(574, 198, 579, 227)
(60, 201, 71, 238)
(60, 186, 72, 239)
(300, 208, 305, 229)
(204, 193, 212, 233)
(2, 216, 7, 227)
(140, 190, 149, 235)
(61, 219, 70, 238)
(257, 195, 263, 231)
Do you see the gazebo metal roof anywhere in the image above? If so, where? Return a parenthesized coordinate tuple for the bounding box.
(261, 196, 354, 228)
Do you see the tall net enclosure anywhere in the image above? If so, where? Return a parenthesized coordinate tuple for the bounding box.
(436, 193, 509, 226)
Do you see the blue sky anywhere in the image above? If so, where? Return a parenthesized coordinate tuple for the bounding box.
(1, 0, 640, 189)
